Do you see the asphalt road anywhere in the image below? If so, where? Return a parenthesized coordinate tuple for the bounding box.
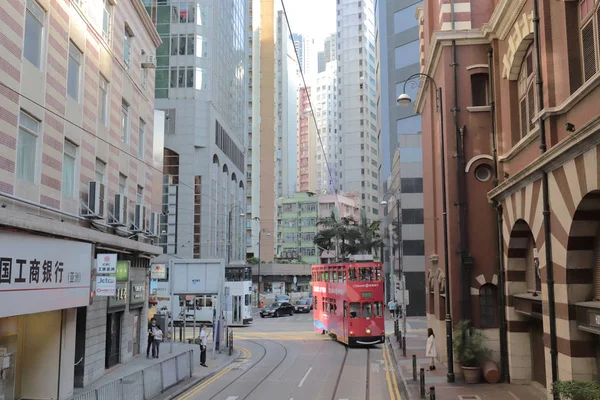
(176, 311, 402, 400)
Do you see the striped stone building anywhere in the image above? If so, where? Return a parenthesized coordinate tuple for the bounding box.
(0, 0, 163, 397)
(419, 0, 600, 393)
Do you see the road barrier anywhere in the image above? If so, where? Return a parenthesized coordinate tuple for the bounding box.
(228, 330, 233, 356)
(70, 350, 193, 400)
(429, 386, 436, 400)
(412, 355, 417, 381)
(419, 368, 425, 399)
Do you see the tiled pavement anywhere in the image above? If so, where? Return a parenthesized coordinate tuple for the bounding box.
(387, 317, 548, 400)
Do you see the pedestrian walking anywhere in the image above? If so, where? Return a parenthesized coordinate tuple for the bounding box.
(152, 324, 163, 358)
(146, 318, 156, 358)
(426, 328, 436, 371)
(388, 299, 395, 319)
(200, 324, 208, 367)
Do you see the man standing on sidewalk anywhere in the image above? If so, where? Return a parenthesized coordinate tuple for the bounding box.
(146, 318, 156, 358)
(388, 299, 396, 319)
(200, 324, 208, 367)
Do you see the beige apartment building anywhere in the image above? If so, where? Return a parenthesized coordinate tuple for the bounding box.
(0, 0, 162, 398)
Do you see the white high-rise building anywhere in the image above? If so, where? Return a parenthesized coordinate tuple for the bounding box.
(337, 0, 380, 220)
(148, 0, 249, 261)
(315, 61, 339, 194)
(292, 33, 317, 83)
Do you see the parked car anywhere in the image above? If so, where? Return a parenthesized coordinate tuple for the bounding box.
(260, 302, 294, 318)
(294, 298, 312, 313)
(274, 294, 290, 303)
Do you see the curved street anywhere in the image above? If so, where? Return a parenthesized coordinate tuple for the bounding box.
(176, 313, 402, 400)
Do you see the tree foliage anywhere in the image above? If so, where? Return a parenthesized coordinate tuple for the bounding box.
(553, 381, 600, 400)
(313, 209, 382, 260)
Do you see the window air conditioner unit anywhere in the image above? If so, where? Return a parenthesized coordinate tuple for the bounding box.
(141, 55, 156, 69)
(83, 181, 105, 218)
(149, 212, 160, 237)
(133, 204, 147, 232)
(111, 194, 128, 226)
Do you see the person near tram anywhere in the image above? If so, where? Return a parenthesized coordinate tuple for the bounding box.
(387, 299, 395, 318)
(200, 324, 208, 367)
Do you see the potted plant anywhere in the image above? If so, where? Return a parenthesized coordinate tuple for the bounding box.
(453, 320, 490, 384)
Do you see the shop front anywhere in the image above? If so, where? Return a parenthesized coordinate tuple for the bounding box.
(0, 229, 92, 400)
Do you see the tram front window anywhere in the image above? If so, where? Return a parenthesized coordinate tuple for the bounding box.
(350, 302, 360, 318)
(362, 302, 373, 318)
(374, 301, 383, 317)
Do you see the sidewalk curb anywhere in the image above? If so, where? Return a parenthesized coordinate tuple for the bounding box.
(387, 336, 412, 400)
(159, 348, 241, 400)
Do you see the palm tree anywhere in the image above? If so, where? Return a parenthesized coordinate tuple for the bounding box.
(315, 210, 357, 261)
(356, 211, 382, 256)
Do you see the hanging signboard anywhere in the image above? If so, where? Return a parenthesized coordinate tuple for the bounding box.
(129, 281, 146, 307)
(151, 263, 167, 280)
(95, 276, 117, 296)
(96, 254, 117, 274)
(115, 261, 129, 282)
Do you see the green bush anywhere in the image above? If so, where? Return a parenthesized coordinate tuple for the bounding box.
(553, 381, 600, 400)
(452, 320, 490, 368)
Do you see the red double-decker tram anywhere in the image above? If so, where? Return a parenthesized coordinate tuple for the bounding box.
(312, 259, 385, 346)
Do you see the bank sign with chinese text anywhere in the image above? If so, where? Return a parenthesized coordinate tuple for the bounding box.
(0, 231, 92, 318)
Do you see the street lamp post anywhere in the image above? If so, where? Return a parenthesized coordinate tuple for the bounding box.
(227, 206, 246, 265)
(381, 193, 405, 356)
(252, 217, 270, 294)
(398, 73, 454, 383)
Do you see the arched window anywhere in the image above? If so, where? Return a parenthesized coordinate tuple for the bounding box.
(518, 46, 535, 138)
(479, 284, 498, 329)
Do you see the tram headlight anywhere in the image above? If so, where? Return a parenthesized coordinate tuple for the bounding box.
(366, 328, 371, 335)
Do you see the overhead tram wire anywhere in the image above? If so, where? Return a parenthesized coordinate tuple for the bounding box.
(279, 0, 342, 213)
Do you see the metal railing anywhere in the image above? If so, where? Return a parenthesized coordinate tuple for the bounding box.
(71, 350, 193, 400)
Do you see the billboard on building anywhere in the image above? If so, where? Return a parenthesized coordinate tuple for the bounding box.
(0, 231, 92, 318)
(170, 259, 225, 295)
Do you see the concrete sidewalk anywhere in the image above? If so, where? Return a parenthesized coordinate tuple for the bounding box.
(154, 343, 241, 400)
(387, 317, 547, 400)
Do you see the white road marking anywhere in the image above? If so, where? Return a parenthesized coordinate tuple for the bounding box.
(371, 362, 380, 373)
(225, 397, 238, 400)
(298, 367, 313, 387)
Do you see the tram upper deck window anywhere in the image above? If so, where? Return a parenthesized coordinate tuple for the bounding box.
(375, 267, 381, 281)
(350, 302, 360, 318)
(362, 302, 373, 318)
(349, 267, 357, 282)
(244, 267, 252, 280)
(359, 267, 373, 281)
(333, 270, 338, 282)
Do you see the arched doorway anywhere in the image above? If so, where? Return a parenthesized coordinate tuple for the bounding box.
(567, 191, 600, 382)
(505, 219, 545, 386)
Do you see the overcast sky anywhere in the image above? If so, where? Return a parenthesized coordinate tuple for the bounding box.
(283, 0, 336, 48)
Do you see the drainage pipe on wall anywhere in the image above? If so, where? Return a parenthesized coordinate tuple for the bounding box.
(532, 0, 559, 391)
(488, 46, 509, 383)
(451, 38, 470, 322)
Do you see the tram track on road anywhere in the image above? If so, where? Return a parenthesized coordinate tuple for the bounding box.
(331, 347, 373, 400)
(329, 346, 349, 400)
(207, 339, 288, 400)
